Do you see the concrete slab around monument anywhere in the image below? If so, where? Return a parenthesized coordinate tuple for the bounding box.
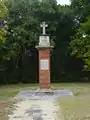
(8, 89, 73, 120)
(14, 89, 73, 100)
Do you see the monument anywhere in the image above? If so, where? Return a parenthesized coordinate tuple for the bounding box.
(36, 21, 53, 89)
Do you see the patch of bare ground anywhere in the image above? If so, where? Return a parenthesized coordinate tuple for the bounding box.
(0, 100, 10, 120)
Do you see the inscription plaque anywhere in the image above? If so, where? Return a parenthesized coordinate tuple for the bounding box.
(40, 59, 49, 70)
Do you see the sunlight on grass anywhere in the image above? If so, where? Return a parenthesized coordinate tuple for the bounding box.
(52, 83, 90, 96)
(58, 96, 90, 120)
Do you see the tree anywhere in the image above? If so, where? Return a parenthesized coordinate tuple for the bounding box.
(0, 0, 88, 84)
(70, 0, 90, 71)
(7, 0, 58, 59)
(70, 16, 90, 71)
(6, 0, 60, 82)
(0, 0, 8, 63)
(0, 0, 8, 47)
(7, 0, 83, 82)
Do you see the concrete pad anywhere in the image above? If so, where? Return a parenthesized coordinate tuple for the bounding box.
(8, 100, 59, 120)
(15, 89, 73, 100)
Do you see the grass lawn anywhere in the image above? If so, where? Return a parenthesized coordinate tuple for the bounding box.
(59, 97, 90, 120)
(0, 83, 39, 100)
(0, 83, 90, 120)
(57, 83, 90, 120)
(0, 83, 90, 99)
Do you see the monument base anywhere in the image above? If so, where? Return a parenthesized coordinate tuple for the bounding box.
(36, 88, 54, 95)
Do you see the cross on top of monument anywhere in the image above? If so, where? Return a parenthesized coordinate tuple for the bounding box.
(40, 21, 48, 35)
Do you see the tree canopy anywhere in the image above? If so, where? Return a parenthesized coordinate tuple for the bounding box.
(0, 0, 8, 59)
(0, 0, 90, 84)
(70, 0, 90, 71)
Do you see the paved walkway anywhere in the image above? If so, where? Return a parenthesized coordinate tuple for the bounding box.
(8, 100, 59, 120)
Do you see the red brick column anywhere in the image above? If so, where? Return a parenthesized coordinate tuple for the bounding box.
(38, 48, 51, 89)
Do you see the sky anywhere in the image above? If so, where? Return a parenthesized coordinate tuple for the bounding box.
(57, 0, 70, 5)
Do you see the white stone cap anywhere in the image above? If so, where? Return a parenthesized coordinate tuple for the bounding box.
(39, 35, 50, 46)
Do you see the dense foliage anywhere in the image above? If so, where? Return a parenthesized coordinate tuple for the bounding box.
(70, 0, 90, 71)
(0, 0, 8, 58)
(0, 0, 90, 84)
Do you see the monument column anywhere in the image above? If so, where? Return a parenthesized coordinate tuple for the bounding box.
(36, 22, 53, 89)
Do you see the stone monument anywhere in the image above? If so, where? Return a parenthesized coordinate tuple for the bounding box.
(36, 21, 53, 89)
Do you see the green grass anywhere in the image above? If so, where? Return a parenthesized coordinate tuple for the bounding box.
(59, 97, 90, 120)
(0, 91, 18, 100)
(56, 83, 90, 120)
(0, 83, 90, 99)
(52, 83, 90, 96)
(0, 83, 90, 120)
(0, 83, 39, 89)
(0, 83, 39, 99)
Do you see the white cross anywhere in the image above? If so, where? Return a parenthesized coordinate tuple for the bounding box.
(40, 21, 48, 35)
